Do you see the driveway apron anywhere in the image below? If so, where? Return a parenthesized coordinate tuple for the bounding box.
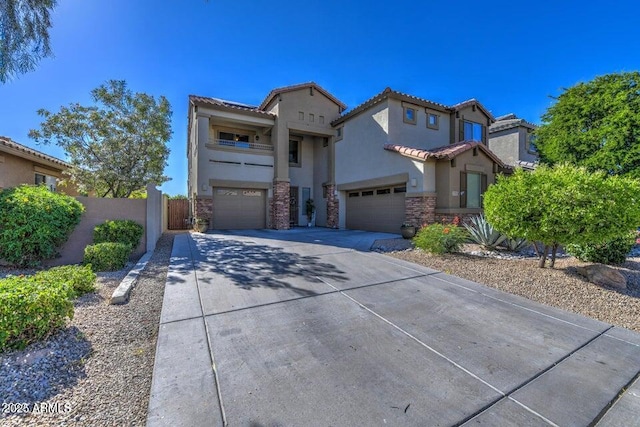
(147, 229, 640, 427)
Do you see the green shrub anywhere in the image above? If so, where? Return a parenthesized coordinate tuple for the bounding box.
(0, 276, 74, 351)
(566, 233, 635, 265)
(93, 219, 143, 250)
(0, 185, 84, 267)
(413, 223, 468, 255)
(463, 215, 507, 250)
(83, 242, 130, 271)
(34, 265, 97, 298)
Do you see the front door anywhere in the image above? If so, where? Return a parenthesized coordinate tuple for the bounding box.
(289, 186, 299, 227)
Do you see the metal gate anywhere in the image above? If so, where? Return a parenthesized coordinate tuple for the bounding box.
(168, 199, 189, 230)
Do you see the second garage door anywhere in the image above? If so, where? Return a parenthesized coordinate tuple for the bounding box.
(212, 188, 266, 229)
(346, 185, 406, 233)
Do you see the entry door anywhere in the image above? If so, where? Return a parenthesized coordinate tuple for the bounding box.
(289, 186, 299, 227)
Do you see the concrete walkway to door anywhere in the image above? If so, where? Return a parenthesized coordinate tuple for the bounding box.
(147, 229, 640, 426)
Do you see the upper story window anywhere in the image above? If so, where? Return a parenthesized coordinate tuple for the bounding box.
(336, 126, 343, 141)
(526, 132, 538, 154)
(427, 113, 439, 130)
(309, 113, 315, 123)
(403, 106, 417, 125)
(289, 139, 300, 166)
(462, 120, 485, 143)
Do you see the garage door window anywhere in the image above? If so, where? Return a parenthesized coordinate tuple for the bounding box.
(376, 188, 391, 195)
(362, 190, 374, 197)
(393, 186, 406, 193)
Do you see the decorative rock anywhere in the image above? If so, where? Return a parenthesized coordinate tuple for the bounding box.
(576, 264, 627, 290)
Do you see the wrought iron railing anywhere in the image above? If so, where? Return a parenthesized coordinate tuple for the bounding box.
(210, 138, 274, 151)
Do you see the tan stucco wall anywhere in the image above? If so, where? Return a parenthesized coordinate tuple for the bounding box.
(265, 87, 342, 182)
(47, 197, 147, 266)
(208, 149, 275, 185)
(0, 151, 78, 195)
(488, 128, 520, 166)
(435, 149, 497, 209)
(336, 100, 424, 193)
(488, 126, 539, 166)
(387, 99, 450, 148)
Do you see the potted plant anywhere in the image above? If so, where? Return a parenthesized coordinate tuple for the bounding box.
(401, 222, 416, 239)
(305, 198, 315, 227)
(193, 217, 208, 233)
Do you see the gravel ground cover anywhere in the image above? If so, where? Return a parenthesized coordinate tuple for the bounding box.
(386, 242, 640, 333)
(1, 232, 179, 426)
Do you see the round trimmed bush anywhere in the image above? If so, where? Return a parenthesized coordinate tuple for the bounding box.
(566, 233, 635, 265)
(0, 276, 74, 351)
(0, 185, 84, 267)
(34, 265, 97, 298)
(83, 242, 131, 271)
(93, 219, 143, 250)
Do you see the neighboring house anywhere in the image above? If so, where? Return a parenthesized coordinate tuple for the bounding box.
(488, 113, 539, 170)
(0, 136, 78, 195)
(188, 83, 507, 233)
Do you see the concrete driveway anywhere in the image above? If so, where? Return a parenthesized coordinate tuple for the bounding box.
(147, 229, 640, 426)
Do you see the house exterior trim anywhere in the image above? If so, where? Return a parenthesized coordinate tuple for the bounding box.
(337, 173, 409, 191)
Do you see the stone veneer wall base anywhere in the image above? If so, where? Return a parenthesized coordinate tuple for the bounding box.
(271, 180, 290, 230)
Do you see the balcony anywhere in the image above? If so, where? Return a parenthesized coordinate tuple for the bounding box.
(209, 138, 274, 152)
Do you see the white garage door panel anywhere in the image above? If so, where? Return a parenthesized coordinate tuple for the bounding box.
(346, 186, 406, 233)
(212, 188, 266, 229)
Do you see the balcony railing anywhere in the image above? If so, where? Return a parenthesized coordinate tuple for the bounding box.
(210, 138, 274, 151)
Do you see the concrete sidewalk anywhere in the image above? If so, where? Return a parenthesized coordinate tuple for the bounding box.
(147, 231, 640, 426)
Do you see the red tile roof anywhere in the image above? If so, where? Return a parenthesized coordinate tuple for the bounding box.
(332, 87, 451, 126)
(384, 141, 505, 166)
(258, 82, 347, 111)
(450, 99, 495, 121)
(189, 95, 276, 118)
(0, 136, 71, 168)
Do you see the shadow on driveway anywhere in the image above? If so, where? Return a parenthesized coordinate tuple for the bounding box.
(191, 236, 348, 297)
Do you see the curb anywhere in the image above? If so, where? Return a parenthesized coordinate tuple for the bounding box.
(110, 251, 154, 304)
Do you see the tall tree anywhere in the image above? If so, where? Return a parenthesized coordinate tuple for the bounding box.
(30, 80, 172, 197)
(483, 165, 640, 268)
(535, 71, 640, 178)
(0, 0, 57, 83)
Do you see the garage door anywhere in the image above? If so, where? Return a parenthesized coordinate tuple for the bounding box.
(212, 188, 266, 229)
(346, 185, 406, 233)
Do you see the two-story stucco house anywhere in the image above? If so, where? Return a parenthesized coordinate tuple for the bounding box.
(187, 83, 507, 233)
(0, 136, 78, 195)
(488, 113, 539, 170)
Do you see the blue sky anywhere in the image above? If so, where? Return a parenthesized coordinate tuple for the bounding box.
(1, 0, 638, 196)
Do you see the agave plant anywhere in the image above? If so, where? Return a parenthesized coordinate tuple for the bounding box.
(502, 237, 529, 252)
(463, 214, 507, 250)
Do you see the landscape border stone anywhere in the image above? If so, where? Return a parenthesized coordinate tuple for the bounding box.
(110, 251, 153, 304)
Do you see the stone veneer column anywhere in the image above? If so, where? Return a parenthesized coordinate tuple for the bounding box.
(404, 194, 436, 227)
(271, 180, 290, 230)
(195, 196, 213, 229)
(325, 184, 339, 228)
